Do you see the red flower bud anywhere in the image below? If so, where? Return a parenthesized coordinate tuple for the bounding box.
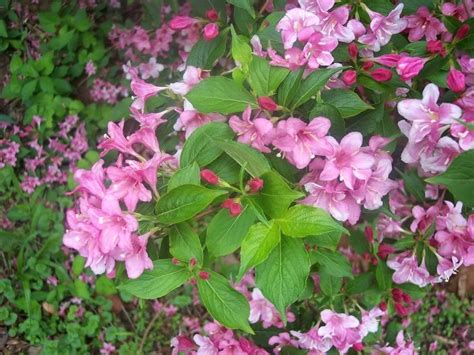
(364, 226, 374, 243)
(402, 293, 412, 304)
(206, 9, 219, 22)
(379, 301, 387, 311)
(257, 96, 278, 111)
(169, 16, 198, 30)
(353, 343, 364, 351)
(342, 69, 357, 85)
(362, 61, 374, 71)
(189, 258, 197, 267)
(447, 67, 466, 93)
(377, 244, 395, 259)
(370, 68, 393, 82)
(348, 42, 358, 59)
(394, 302, 409, 317)
(455, 24, 470, 40)
(429, 238, 440, 248)
(371, 256, 379, 265)
(391, 288, 404, 302)
(200, 169, 219, 185)
(172, 258, 180, 265)
(247, 178, 264, 193)
(221, 199, 242, 217)
(198, 271, 210, 280)
(426, 40, 446, 57)
(203, 23, 219, 41)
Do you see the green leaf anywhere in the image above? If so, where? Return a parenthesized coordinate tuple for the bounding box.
(156, 185, 227, 224)
(277, 68, 303, 107)
(321, 89, 373, 118)
(187, 31, 228, 70)
(256, 238, 310, 320)
(186, 77, 257, 114)
(9, 54, 22, 73)
(207, 205, 256, 257)
(248, 56, 289, 96)
(73, 9, 91, 32)
(0, 20, 7, 37)
(238, 221, 281, 279)
(305, 231, 342, 251)
(227, 0, 255, 18)
(214, 140, 271, 177)
(426, 150, 474, 207)
(393, 236, 416, 251)
(95, 275, 116, 296)
(39, 76, 55, 94)
(180, 122, 234, 167)
(346, 272, 376, 295)
(348, 102, 384, 136)
(119, 260, 191, 299)
(168, 162, 200, 192)
(21, 79, 37, 101)
(254, 171, 304, 218)
(257, 12, 285, 52)
(275, 205, 347, 238)
(206, 154, 241, 184)
(291, 67, 345, 108)
(319, 267, 342, 296)
(197, 270, 253, 333)
(231, 26, 253, 66)
(375, 261, 393, 290)
(72, 255, 85, 276)
(169, 223, 203, 266)
(402, 169, 425, 202)
(312, 249, 353, 278)
(309, 104, 345, 138)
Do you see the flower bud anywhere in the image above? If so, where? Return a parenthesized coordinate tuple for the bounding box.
(396, 56, 426, 81)
(447, 68, 466, 93)
(200, 169, 219, 185)
(172, 258, 180, 265)
(362, 61, 374, 71)
(258, 96, 278, 111)
(394, 302, 409, 317)
(379, 301, 387, 311)
(189, 258, 197, 267)
(221, 199, 242, 217)
(402, 293, 412, 304)
(429, 238, 439, 248)
(426, 40, 445, 56)
(370, 68, 393, 82)
(455, 24, 470, 40)
(198, 271, 210, 280)
(364, 226, 374, 243)
(169, 16, 198, 30)
(391, 288, 404, 302)
(348, 42, 358, 59)
(372, 54, 402, 67)
(247, 178, 264, 193)
(353, 343, 364, 351)
(371, 256, 379, 265)
(203, 23, 219, 41)
(377, 244, 395, 259)
(342, 69, 357, 85)
(206, 9, 219, 22)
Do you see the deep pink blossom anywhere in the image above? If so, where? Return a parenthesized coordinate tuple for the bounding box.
(396, 56, 427, 81)
(406, 6, 445, 42)
(447, 67, 466, 93)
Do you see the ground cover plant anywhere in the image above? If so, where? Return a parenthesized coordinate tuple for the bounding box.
(1, 0, 473, 354)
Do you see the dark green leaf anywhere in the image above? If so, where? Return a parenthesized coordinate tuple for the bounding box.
(168, 162, 201, 192)
(321, 89, 373, 118)
(312, 249, 353, 278)
(277, 68, 303, 107)
(187, 31, 228, 70)
(169, 223, 203, 266)
(375, 261, 393, 290)
(248, 56, 289, 96)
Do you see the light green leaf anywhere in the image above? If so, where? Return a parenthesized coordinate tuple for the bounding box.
(215, 140, 271, 177)
(248, 56, 289, 96)
(169, 223, 203, 266)
(426, 150, 474, 207)
(197, 270, 253, 333)
(305, 231, 342, 251)
(256, 238, 310, 320)
(291, 67, 345, 108)
(254, 171, 304, 218)
(119, 260, 191, 299)
(312, 249, 353, 278)
(275, 205, 347, 238)
(186, 77, 257, 114)
(231, 26, 253, 66)
(168, 162, 201, 192)
(207, 205, 256, 257)
(321, 89, 373, 118)
(277, 68, 303, 107)
(180, 122, 234, 168)
(238, 222, 281, 279)
(156, 185, 227, 224)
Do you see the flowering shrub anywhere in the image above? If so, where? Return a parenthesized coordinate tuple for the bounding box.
(1, 0, 473, 353)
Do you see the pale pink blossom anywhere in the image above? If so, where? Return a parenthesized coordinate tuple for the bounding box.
(174, 100, 225, 138)
(290, 327, 333, 353)
(169, 66, 205, 96)
(276, 8, 320, 49)
(139, 57, 164, 80)
(318, 309, 361, 353)
(303, 32, 338, 69)
(387, 252, 431, 287)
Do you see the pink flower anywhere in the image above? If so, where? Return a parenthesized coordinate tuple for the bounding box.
(359, 307, 384, 337)
(419, 136, 460, 174)
(318, 310, 361, 353)
(130, 107, 168, 130)
(203, 23, 219, 41)
(375, 331, 416, 354)
(174, 100, 225, 138)
(268, 47, 307, 70)
(319, 5, 355, 43)
(303, 32, 338, 69)
(130, 74, 166, 111)
(193, 334, 218, 355)
(249, 288, 294, 329)
(73, 160, 107, 198)
(319, 132, 375, 190)
(276, 8, 320, 49)
(410, 205, 438, 233)
(229, 106, 274, 153)
(98, 121, 137, 157)
(169, 16, 199, 30)
(447, 68, 466, 93)
(387, 252, 432, 287)
(272, 117, 331, 169)
(358, 4, 407, 52)
(138, 57, 164, 80)
(436, 255, 462, 282)
(124, 234, 153, 278)
(341, 69, 357, 85)
(169, 66, 205, 96)
(396, 56, 426, 81)
(290, 327, 333, 353)
(171, 335, 195, 355)
(370, 67, 392, 82)
(451, 114, 474, 150)
(106, 165, 152, 211)
(406, 6, 445, 42)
